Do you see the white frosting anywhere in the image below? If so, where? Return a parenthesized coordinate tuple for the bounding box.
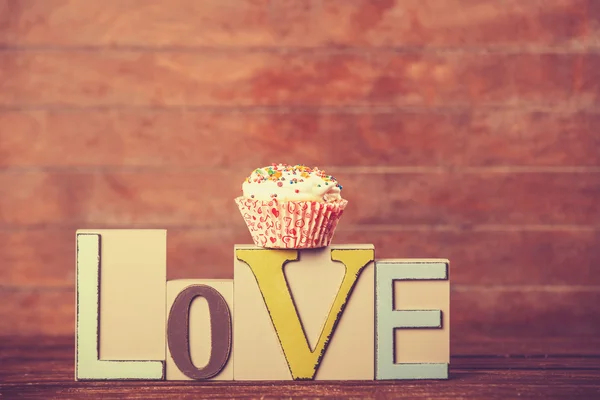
(242, 164, 343, 202)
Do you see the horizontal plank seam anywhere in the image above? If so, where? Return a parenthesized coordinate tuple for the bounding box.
(2, 285, 600, 292)
(0, 375, 595, 387)
(451, 285, 600, 293)
(2, 104, 600, 113)
(453, 355, 600, 359)
(1, 45, 600, 54)
(0, 224, 598, 232)
(1, 166, 600, 174)
(454, 367, 600, 371)
(341, 224, 600, 232)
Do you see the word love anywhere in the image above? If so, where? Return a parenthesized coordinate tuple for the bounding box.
(75, 230, 449, 382)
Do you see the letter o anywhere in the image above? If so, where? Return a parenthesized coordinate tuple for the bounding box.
(167, 284, 232, 379)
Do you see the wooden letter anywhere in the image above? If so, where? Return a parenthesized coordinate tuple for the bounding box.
(166, 281, 233, 380)
(235, 245, 374, 380)
(375, 260, 450, 380)
(316, 245, 376, 380)
(75, 233, 164, 380)
(233, 247, 292, 381)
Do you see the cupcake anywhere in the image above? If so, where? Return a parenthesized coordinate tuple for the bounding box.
(235, 164, 347, 249)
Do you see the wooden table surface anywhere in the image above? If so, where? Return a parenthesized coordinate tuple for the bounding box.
(1, 337, 599, 399)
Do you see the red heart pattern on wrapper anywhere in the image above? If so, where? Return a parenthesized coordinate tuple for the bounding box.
(235, 197, 347, 249)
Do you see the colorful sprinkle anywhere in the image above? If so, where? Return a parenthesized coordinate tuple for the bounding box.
(245, 164, 338, 184)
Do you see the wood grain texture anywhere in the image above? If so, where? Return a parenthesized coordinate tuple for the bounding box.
(2, 109, 599, 168)
(1, 52, 596, 107)
(2, 336, 600, 400)
(2, 287, 600, 342)
(0, 289, 74, 336)
(2, 228, 599, 288)
(0, 0, 592, 48)
(1, 171, 597, 227)
(582, 54, 600, 104)
(0, 0, 598, 350)
(1, 370, 599, 400)
(451, 337, 600, 356)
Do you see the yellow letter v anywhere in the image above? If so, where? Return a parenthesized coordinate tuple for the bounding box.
(236, 247, 374, 380)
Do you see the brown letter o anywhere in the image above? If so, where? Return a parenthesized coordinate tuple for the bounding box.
(167, 285, 232, 379)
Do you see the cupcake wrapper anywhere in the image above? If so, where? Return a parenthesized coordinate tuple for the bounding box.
(235, 197, 348, 249)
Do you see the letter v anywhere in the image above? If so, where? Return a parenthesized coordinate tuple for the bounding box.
(236, 248, 374, 380)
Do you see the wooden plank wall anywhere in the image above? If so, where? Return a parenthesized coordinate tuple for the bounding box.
(1, 0, 599, 347)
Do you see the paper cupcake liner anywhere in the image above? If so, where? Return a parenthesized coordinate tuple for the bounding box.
(235, 197, 348, 249)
